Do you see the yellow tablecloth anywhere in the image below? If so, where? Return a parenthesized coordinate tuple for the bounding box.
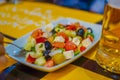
(0, 1, 112, 80)
(0, 1, 103, 38)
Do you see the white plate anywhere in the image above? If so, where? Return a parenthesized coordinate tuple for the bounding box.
(6, 18, 102, 72)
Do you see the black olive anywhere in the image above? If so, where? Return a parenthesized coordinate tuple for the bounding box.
(87, 28, 93, 33)
(77, 28, 85, 37)
(43, 50, 51, 60)
(45, 55, 52, 60)
(43, 50, 51, 55)
(44, 41, 52, 50)
(51, 28, 56, 34)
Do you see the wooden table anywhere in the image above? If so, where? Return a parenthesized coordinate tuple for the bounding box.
(0, 1, 119, 80)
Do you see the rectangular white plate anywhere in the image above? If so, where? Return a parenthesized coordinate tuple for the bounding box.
(6, 18, 102, 72)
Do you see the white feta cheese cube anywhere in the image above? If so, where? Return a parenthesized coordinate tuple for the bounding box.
(44, 23, 54, 32)
(49, 49, 63, 56)
(72, 37, 80, 46)
(42, 32, 49, 38)
(82, 38, 92, 47)
(54, 36, 65, 42)
(35, 43, 46, 53)
(63, 50, 74, 59)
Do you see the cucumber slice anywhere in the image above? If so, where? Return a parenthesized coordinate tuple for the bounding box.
(35, 56, 46, 66)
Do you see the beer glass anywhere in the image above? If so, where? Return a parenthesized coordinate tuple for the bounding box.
(96, 0, 120, 74)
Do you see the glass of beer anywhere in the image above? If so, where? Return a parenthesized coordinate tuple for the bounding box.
(95, 0, 120, 74)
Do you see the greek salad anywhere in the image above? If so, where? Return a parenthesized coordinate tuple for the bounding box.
(24, 22, 94, 67)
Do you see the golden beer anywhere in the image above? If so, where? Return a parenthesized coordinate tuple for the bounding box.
(96, 1, 120, 73)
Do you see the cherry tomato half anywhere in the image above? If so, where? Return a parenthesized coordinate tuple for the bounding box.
(53, 42, 65, 48)
(26, 54, 36, 63)
(65, 41, 77, 51)
(80, 46, 86, 52)
(31, 29, 43, 39)
(44, 59, 54, 67)
(66, 25, 76, 30)
(36, 37, 46, 43)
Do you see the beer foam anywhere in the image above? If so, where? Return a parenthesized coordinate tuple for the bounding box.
(109, 0, 120, 9)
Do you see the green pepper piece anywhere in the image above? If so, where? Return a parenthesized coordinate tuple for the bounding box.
(74, 50, 80, 56)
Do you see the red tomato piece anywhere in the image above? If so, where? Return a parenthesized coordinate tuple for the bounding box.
(65, 41, 77, 51)
(53, 42, 65, 48)
(26, 54, 36, 63)
(80, 46, 86, 52)
(31, 29, 43, 39)
(44, 59, 54, 67)
(66, 25, 76, 30)
(57, 32, 68, 42)
(36, 37, 46, 43)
